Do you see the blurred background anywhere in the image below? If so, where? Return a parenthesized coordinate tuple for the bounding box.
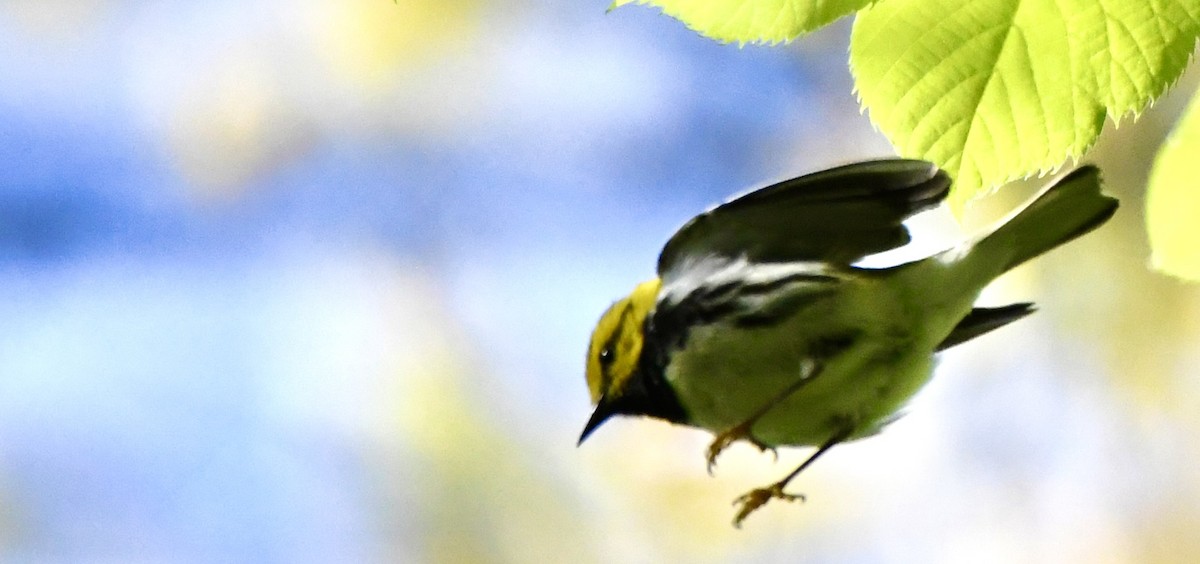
(1, 0, 1198, 561)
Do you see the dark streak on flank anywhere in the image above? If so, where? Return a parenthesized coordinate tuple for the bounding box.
(732, 272, 840, 297)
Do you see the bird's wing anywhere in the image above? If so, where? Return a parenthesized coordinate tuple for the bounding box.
(644, 259, 845, 385)
(656, 160, 950, 285)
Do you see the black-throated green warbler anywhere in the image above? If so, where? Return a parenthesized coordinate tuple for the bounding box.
(578, 159, 1117, 526)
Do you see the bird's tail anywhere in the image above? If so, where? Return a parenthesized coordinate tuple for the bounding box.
(961, 166, 1118, 278)
(891, 166, 1118, 334)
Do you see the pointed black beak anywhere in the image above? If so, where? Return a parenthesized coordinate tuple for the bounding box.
(578, 395, 619, 446)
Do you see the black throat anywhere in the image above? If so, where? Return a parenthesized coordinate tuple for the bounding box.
(618, 317, 688, 425)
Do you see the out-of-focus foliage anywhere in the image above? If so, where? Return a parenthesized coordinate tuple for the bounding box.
(1147, 85, 1200, 279)
(612, 0, 1200, 279)
(607, 0, 869, 44)
(1, 0, 1200, 561)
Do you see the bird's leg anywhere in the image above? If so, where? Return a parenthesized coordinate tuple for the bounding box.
(706, 359, 823, 474)
(731, 426, 852, 528)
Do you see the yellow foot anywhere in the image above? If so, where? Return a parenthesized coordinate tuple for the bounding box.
(705, 425, 777, 475)
(732, 483, 805, 528)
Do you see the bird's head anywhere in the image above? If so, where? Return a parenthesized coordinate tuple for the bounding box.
(580, 278, 662, 444)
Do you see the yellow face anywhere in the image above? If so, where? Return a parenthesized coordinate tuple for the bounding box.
(585, 278, 662, 404)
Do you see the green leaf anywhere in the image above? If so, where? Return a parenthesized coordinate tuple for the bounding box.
(1147, 85, 1200, 280)
(1088, 2, 1200, 116)
(850, 0, 1200, 210)
(609, 0, 872, 44)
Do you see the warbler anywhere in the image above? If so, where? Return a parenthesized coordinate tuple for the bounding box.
(578, 159, 1117, 526)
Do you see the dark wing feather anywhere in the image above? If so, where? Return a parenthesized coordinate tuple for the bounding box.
(657, 160, 950, 280)
(936, 303, 1035, 352)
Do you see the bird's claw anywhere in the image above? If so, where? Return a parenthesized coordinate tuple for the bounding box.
(706, 424, 776, 475)
(705, 432, 738, 475)
(732, 484, 806, 528)
(751, 439, 779, 461)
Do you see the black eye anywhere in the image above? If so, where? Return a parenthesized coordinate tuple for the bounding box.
(598, 346, 615, 366)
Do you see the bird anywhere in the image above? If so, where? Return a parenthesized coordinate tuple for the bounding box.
(577, 159, 1118, 527)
